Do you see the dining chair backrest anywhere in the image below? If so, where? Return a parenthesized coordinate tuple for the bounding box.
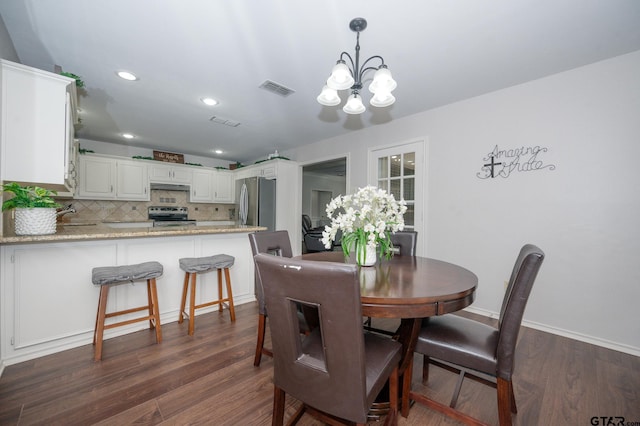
(390, 231, 418, 256)
(496, 243, 545, 379)
(254, 253, 401, 424)
(248, 231, 293, 316)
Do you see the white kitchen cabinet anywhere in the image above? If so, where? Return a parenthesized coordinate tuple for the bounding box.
(76, 155, 116, 199)
(116, 159, 149, 201)
(191, 169, 234, 203)
(0, 59, 77, 190)
(76, 155, 149, 201)
(149, 163, 192, 184)
(258, 163, 277, 179)
(213, 170, 234, 203)
(190, 169, 214, 202)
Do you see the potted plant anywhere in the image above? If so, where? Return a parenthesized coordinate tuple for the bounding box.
(321, 185, 407, 266)
(1, 182, 61, 235)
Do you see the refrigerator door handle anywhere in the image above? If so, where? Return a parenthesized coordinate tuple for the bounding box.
(239, 183, 248, 225)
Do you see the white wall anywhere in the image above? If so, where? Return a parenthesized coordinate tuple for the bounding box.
(283, 50, 640, 355)
(301, 172, 346, 223)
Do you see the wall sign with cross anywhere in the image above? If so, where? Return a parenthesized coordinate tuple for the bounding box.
(476, 144, 556, 179)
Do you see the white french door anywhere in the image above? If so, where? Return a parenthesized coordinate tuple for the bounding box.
(368, 140, 426, 252)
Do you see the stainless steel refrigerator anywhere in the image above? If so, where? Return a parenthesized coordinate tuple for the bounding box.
(235, 176, 276, 231)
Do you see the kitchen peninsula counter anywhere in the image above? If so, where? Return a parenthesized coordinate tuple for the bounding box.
(0, 223, 266, 244)
(0, 223, 267, 369)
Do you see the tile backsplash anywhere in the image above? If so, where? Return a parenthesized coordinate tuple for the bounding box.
(65, 190, 237, 222)
(1, 191, 237, 233)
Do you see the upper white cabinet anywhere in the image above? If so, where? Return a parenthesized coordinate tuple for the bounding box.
(116, 159, 149, 200)
(0, 59, 77, 190)
(149, 163, 192, 184)
(76, 155, 149, 201)
(190, 169, 214, 202)
(76, 155, 116, 199)
(213, 170, 234, 203)
(190, 169, 234, 203)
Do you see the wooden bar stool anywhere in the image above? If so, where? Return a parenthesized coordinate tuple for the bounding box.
(179, 254, 236, 335)
(91, 261, 163, 361)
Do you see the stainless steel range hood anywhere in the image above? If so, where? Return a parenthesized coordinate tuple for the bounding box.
(149, 183, 190, 192)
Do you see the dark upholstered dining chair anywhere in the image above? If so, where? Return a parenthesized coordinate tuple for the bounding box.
(390, 230, 418, 256)
(248, 230, 317, 367)
(254, 253, 402, 426)
(365, 231, 419, 335)
(403, 244, 544, 425)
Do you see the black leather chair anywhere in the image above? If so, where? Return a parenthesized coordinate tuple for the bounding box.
(254, 253, 402, 426)
(404, 244, 544, 425)
(301, 214, 328, 253)
(248, 231, 317, 366)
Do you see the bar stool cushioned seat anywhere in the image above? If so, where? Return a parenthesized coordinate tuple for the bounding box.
(92, 261, 163, 361)
(179, 254, 236, 335)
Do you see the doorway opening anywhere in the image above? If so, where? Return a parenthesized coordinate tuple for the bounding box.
(301, 157, 347, 252)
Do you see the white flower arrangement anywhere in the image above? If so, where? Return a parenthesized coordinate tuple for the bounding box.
(322, 185, 407, 264)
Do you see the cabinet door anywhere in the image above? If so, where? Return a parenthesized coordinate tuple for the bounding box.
(261, 164, 277, 179)
(148, 163, 174, 183)
(117, 160, 149, 201)
(191, 169, 214, 202)
(76, 156, 116, 199)
(171, 166, 192, 184)
(0, 60, 75, 185)
(213, 171, 234, 203)
(149, 163, 192, 184)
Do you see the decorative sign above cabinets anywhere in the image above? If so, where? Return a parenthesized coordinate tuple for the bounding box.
(153, 150, 184, 164)
(477, 144, 556, 179)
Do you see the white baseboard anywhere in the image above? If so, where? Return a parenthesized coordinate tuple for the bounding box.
(464, 306, 640, 357)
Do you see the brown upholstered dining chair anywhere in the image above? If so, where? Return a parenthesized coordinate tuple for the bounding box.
(254, 253, 402, 426)
(365, 231, 419, 335)
(390, 230, 418, 256)
(403, 244, 544, 425)
(248, 230, 316, 366)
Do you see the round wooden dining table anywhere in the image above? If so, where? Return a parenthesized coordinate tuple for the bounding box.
(299, 251, 478, 418)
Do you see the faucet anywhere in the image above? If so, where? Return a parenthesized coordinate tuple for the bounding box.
(56, 204, 77, 217)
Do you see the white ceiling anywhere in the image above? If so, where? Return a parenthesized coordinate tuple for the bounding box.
(2, 0, 640, 163)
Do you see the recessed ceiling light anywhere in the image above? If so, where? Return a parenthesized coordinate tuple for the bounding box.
(201, 97, 218, 106)
(117, 71, 138, 81)
(122, 133, 134, 139)
(213, 149, 223, 154)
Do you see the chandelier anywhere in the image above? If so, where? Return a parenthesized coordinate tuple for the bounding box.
(317, 17, 397, 115)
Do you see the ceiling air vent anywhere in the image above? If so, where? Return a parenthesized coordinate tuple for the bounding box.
(209, 116, 240, 127)
(259, 80, 295, 97)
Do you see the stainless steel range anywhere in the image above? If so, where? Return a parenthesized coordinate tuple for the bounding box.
(148, 206, 196, 227)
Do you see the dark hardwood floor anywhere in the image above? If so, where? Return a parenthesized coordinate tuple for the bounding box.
(1, 303, 638, 425)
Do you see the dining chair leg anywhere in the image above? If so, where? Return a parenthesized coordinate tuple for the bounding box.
(254, 313, 267, 366)
(509, 380, 517, 413)
(387, 365, 399, 426)
(272, 385, 286, 426)
(422, 355, 430, 383)
(497, 377, 513, 426)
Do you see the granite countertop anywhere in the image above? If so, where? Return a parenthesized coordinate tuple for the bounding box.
(0, 222, 267, 244)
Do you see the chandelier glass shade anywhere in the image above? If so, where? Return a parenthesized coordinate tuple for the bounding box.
(317, 18, 397, 114)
